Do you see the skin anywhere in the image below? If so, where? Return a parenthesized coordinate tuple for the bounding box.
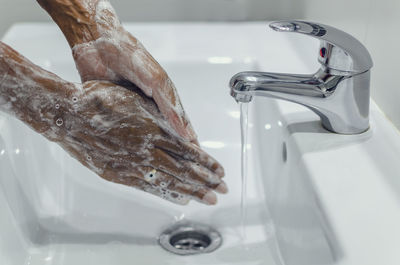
(36, 0, 198, 143)
(0, 0, 227, 205)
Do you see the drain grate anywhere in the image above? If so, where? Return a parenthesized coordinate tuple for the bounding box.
(158, 222, 222, 255)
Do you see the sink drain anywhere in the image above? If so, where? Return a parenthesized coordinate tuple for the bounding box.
(158, 222, 222, 255)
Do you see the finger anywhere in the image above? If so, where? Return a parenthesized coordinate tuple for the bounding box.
(150, 148, 226, 193)
(144, 168, 218, 205)
(100, 164, 188, 205)
(151, 79, 198, 143)
(102, 165, 218, 205)
(154, 137, 225, 178)
(114, 176, 190, 206)
(217, 180, 229, 193)
(178, 159, 228, 194)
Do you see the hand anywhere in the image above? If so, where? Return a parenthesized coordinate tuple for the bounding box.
(37, 0, 198, 144)
(0, 42, 227, 205)
(61, 81, 227, 205)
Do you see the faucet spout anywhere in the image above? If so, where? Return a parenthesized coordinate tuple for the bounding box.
(230, 68, 370, 134)
(230, 71, 330, 103)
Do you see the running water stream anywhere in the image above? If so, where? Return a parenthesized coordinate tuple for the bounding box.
(239, 102, 249, 240)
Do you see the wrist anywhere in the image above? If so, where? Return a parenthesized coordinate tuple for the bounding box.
(37, 0, 122, 47)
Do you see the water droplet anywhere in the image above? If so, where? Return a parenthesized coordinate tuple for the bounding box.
(55, 104, 60, 109)
(56, 118, 63, 126)
(144, 169, 157, 182)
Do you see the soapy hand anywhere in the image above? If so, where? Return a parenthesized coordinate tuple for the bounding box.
(64, 81, 227, 205)
(0, 42, 226, 205)
(72, 31, 199, 142)
(37, 0, 198, 144)
(59, 81, 227, 205)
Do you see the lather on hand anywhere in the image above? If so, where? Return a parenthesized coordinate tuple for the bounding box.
(0, 0, 227, 205)
(37, 0, 198, 143)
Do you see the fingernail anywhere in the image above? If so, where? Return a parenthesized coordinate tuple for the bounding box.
(215, 181, 228, 194)
(215, 166, 225, 177)
(203, 191, 217, 205)
(191, 138, 200, 147)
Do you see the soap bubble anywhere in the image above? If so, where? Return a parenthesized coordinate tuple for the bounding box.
(56, 118, 63, 126)
(144, 170, 157, 182)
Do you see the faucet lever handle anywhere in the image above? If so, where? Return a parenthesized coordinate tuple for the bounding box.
(269, 20, 373, 73)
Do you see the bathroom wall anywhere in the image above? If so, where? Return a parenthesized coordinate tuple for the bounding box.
(0, 0, 304, 37)
(1, 0, 399, 129)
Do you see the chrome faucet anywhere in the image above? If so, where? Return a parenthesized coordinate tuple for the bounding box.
(230, 21, 373, 134)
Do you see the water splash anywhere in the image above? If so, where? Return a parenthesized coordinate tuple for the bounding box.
(239, 102, 249, 240)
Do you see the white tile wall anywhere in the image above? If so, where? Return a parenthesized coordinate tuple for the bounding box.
(364, 0, 400, 130)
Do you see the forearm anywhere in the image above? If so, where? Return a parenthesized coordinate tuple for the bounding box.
(0, 42, 75, 138)
(37, 0, 122, 47)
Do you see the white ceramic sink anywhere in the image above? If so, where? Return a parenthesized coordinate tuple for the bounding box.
(1, 22, 400, 265)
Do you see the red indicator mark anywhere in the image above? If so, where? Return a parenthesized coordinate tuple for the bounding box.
(320, 47, 327, 58)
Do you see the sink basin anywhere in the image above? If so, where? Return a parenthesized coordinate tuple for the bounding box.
(1, 22, 400, 265)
